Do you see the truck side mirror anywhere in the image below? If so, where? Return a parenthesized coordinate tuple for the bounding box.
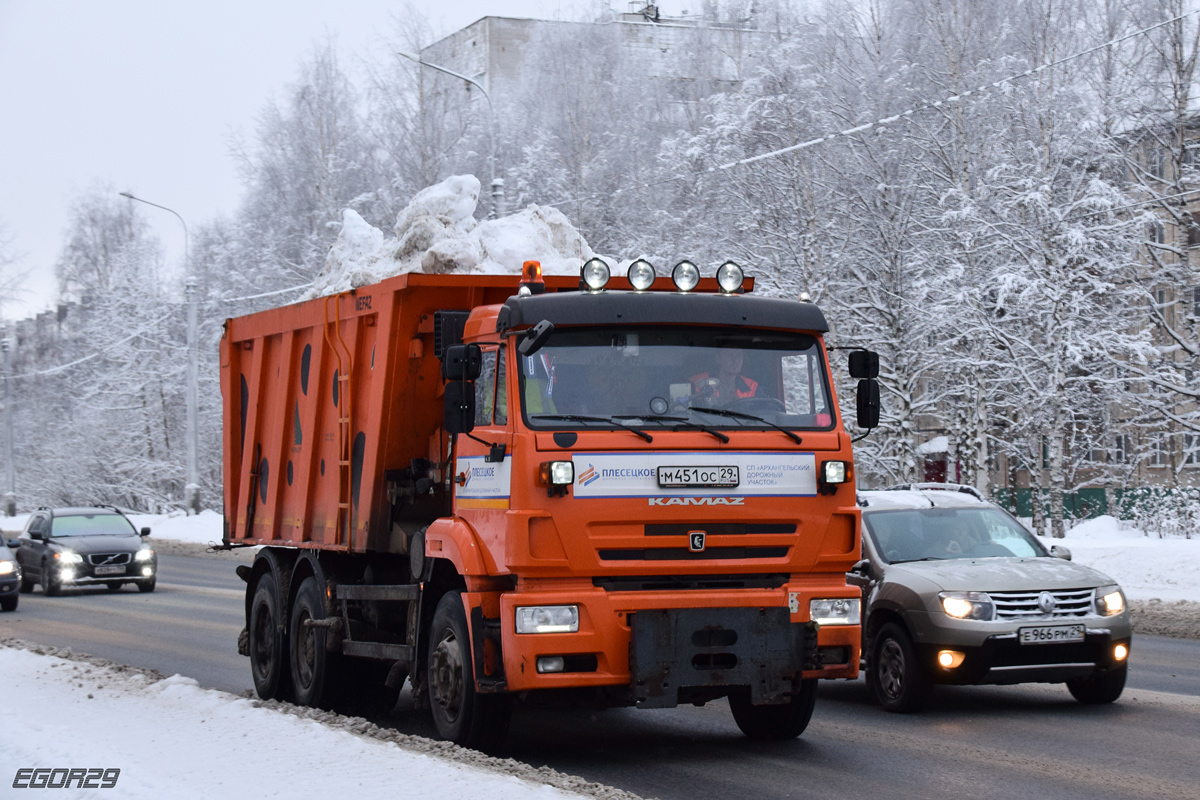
(443, 379, 476, 435)
(518, 320, 554, 357)
(442, 344, 482, 381)
(849, 350, 879, 379)
(856, 379, 880, 429)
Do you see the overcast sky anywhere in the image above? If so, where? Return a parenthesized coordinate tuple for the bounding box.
(0, 0, 670, 318)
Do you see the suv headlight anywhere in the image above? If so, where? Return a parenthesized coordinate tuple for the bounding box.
(135, 548, 155, 562)
(810, 597, 860, 625)
(56, 551, 84, 564)
(516, 605, 579, 634)
(1095, 585, 1125, 616)
(0, 561, 13, 575)
(939, 591, 995, 621)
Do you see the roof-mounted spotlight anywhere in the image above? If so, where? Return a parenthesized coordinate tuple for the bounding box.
(671, 260, 700, 292)
(581, 257, 611, 291)
(716, 261, 744, 293)
(627, 259, 656, 291)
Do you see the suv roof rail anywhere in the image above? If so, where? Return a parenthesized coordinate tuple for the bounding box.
(884, 482, 984, 501)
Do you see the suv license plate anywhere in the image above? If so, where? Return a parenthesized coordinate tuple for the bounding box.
(657, 466, 739, 489)
(94, 565, 126, 576)
(1018, 624, 1085, 645)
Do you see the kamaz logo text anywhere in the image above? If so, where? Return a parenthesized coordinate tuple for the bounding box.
(648, 497, 745, 506)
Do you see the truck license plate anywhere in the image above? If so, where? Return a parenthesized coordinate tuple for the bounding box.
(1018, 624, 1084, 645)
(94, 565, 126, 576)
(657, 466, 739, 488)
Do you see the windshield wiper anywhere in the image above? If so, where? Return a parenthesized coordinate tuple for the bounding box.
(615, 415, 730, 444)
(531, 414, 653, 442)
(689, 406, 803, 445)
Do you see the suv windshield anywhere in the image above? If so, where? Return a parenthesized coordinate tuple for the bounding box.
(51, 514, 136, 537)
(864, 507, 1047, 563)
(519, 326, 834, 430)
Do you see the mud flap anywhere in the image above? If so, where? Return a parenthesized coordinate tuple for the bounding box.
(630, 608, 813, 709)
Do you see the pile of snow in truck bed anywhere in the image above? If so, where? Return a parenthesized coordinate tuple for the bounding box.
(309, 174, 608, 297)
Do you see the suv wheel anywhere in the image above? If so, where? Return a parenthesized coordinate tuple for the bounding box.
(868, 622, 933, 713)
(1068, 664, 1126, 704)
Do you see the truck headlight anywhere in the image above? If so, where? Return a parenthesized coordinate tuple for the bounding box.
(516, 605, 579, 634)
(56, 551, 84, 564)
(939, 591, 995, 620)
(821, 461, 849, 484)
(539, 461, 574, 486)
(810, 597, 860, 625)
(135, 548, 155, 562)
(1095, 586, 1125, 616)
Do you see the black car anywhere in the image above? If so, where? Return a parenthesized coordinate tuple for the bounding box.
(0, 537, 20, 610)
(16, 508, 157, 595)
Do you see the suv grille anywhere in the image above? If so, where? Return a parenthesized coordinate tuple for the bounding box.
(87, 553, 132, 566)
(990, 588, 1094, 619)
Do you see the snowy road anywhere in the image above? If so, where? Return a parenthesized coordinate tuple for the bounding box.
(2, 553, 1199, 799)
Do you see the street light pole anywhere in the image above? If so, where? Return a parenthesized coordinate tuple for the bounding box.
(119, 192, 200, 515)
(2, 336, 14, 517)
(397, 49, 505, 217)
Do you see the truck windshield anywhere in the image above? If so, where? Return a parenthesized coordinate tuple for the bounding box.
(518, 326, 835, 431)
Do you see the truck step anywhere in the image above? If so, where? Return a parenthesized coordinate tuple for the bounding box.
(342, 641, 414, 662)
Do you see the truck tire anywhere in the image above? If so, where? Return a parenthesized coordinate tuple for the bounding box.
(289, 576, 341, 708)
(729, 679, 818, 739)
(868, 622, 933, 713)
(249, 571, 290, 701)
(1067, 664, 1126, 705)
(428, 591, 512, 750)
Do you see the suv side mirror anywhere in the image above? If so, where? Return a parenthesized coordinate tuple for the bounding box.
(1050, 545, 1072, 561)
(856, 378, 880, 429)
(5, 538, 19, 548)
(846, 558, 873, 589)
(29, 531, 44, 541)
(140, 527, 151, 537)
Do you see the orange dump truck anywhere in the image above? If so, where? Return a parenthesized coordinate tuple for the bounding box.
(222, 260, 879, 748)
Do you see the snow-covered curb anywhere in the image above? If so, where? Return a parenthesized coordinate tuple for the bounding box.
(0, 637, 643, 800)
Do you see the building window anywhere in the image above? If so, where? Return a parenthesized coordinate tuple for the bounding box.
(1113, 434, 1130, 464)
(1147, 432, 1168, 467)
(1185, 434, 1200, 466)
(1148, 221, 1166, 244)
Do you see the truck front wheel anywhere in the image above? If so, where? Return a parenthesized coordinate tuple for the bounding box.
(729, 679, 818, 739)
(428, 591, 512, 750)
(249, 572, 290, 701)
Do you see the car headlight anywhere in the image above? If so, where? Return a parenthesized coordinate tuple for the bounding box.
(56, 551, 84, 564)
(135, 548, 154, 562)
(939, 591, 995, 621)
(515, 605, 579, 634)
(1095, 585, 1125, 616)
(0, 561, 13, 575)
(810, 597, 860, 625)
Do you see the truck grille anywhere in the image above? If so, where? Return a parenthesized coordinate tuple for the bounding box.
(87, 553, 132, 566)
(598, 546, 789, 561)
(594, 574, 790, 592)
(990, 588, 1094, 619)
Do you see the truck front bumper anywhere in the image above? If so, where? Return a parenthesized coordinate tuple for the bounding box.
(498, 583, 860, 701)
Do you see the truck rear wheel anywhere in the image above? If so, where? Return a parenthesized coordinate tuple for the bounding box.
(289, 576, 341, 708)
(249, 571, 290, 701)
(428, 591, 512, 750)
(729, 679, 818, 739)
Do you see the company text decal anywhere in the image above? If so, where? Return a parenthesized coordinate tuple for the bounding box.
(571, 452, 816, 498)
(456, 456, 512, 500)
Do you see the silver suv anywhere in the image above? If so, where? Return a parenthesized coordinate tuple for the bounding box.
(851, 484, 1132, 712)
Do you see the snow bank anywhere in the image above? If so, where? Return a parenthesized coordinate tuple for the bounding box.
(0, 645, 600, 800)
(1039, 529, 1200, 603)
(311, 175, 595, 297)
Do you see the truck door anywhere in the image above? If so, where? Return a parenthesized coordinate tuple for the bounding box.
(453, 345, 514, 531)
